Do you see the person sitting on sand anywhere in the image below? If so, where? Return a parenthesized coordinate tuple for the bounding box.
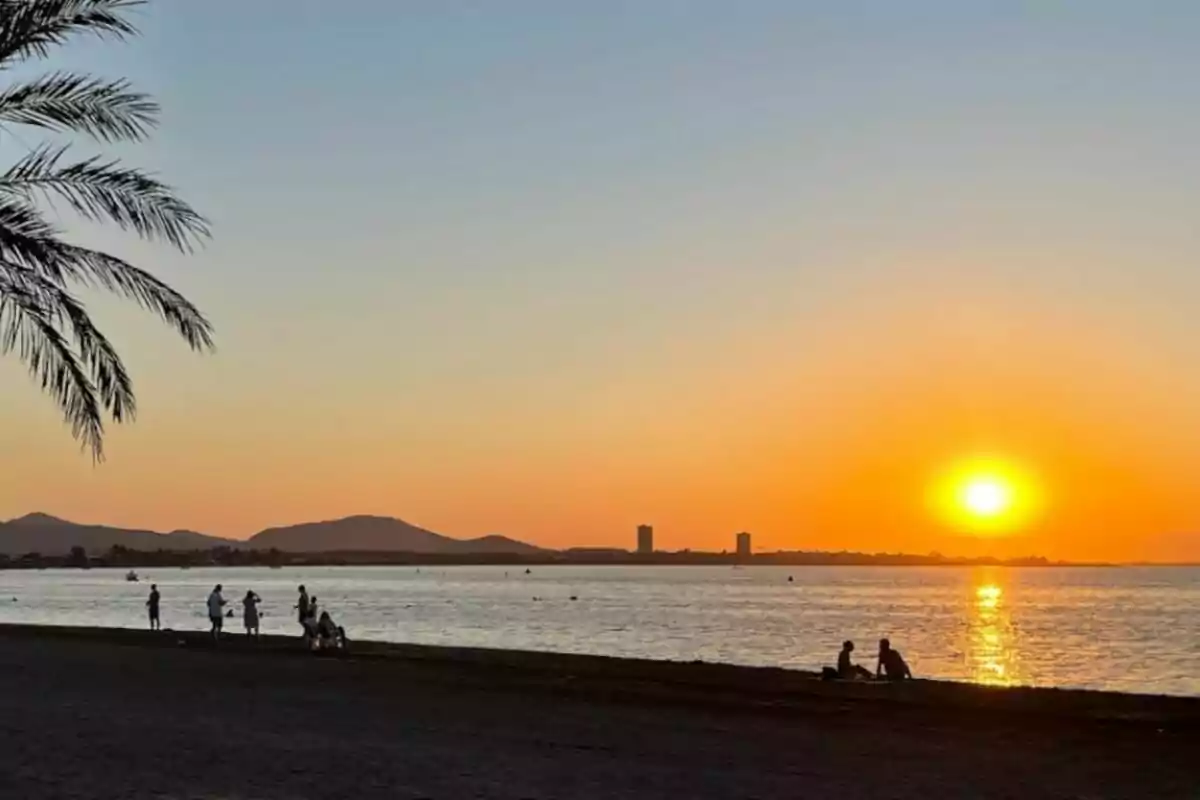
(315, 610, 348, 651)
(242, 590, 261, 640)
(146, 584, 161, 631)
(207, 584, 226, 641)
(316, 610, 337, 647)
(876, 638, 913, 681)
(837, 640, 873, 680)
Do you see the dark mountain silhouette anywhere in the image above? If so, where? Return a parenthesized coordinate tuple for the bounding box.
(0, 513, 236, 556)
(247, 515, 543, 555)
(0, 512, 545, 556)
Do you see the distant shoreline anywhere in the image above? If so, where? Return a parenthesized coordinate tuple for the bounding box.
(6, 513, 1194, 567)
(4, 548, 1189, 570)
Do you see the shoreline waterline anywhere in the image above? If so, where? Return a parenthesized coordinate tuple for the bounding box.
(2, 564, 1196, 696)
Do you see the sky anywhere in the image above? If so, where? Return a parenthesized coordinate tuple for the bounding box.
(3, 1, 1200, 561)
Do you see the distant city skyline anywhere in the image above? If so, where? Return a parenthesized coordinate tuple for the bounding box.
(3, 2, 1200, 562)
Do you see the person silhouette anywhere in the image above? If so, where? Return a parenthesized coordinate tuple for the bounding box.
(207, 584, 226, 641)
(146, 584, 161, 631)
(295, 585, 309, 631)
(837, 640, 872, 680)
(242, 590, 261, 640)
(876, 638, 913, 681)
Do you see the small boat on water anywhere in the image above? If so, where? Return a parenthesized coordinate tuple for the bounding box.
(125, 570, 139, 582)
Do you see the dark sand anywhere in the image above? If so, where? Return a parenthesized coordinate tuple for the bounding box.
(1, 625, 1197, 799)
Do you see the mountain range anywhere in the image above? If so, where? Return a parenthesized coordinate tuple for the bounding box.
(0, 513, 544, 556)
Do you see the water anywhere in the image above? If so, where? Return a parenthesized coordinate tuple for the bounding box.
(0, 565, 1196, 696)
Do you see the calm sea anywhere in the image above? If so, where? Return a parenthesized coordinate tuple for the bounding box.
(0, 565, 1195, 696)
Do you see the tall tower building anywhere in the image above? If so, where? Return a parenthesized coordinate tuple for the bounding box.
(637, 524, 654, 554)
(736, 531, 752, 558)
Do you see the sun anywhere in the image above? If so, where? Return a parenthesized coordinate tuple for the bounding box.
(929, 456, 1042, 536)
(962, 478, 1011, 517)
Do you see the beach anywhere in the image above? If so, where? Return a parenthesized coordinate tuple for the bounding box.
(0, 625, 1196, 799)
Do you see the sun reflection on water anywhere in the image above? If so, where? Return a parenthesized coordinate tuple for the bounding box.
(968, 575, 1021, 686)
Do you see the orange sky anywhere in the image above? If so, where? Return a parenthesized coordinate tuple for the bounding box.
(4, 272, 1200, 563)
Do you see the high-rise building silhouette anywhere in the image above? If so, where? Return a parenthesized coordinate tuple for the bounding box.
(637, 524, 654, 554)
(736, 531, 751, 558)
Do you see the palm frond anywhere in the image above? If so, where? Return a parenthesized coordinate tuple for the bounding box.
(1, 144, 210, 252)
(5, 258, 135, 415)
(0, 198, 214, 351)
(0, 0, 212, 461)
(0, 72, 157, 141)
(0, 0, 142, 68)
(0, 264, 114, 459)
(61, 243, 214, 350)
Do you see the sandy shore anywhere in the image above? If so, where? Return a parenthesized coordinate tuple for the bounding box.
(0, 625, 1196, 799)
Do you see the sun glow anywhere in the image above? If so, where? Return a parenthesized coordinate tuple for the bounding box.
(930, 456, 1042, 536)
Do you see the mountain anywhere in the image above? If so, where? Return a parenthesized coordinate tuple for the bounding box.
(247, 515, 544, 555)
(0, 513, 546, 556)
(0, 513, 237, 556)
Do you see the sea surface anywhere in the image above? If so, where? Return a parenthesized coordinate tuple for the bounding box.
(0, 565, 1196, 696)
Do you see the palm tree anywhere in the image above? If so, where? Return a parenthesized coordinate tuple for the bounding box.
(0, 0, 212, 461)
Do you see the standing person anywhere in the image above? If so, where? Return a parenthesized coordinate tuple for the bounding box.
(207, 584, 226, 641)
(242, 590, 261, 640)
(295, 585, 309, 632)
(146, 584, 161, 631)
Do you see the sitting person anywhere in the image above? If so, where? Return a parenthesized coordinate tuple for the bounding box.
(876, 638, 913, 681)
(837, 640, 873, 680)
(316, 610, 347, 651)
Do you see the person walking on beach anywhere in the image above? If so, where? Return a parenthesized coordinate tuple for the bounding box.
(242, 590, 261, 640)
(207, 584, 226, 641)
(876, 638, 913, 681)
(146, 584, 161, 631)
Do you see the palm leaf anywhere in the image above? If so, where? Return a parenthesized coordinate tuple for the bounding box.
(0, 198, 214, 351)
(0, 0, 142, 68)
(0, 72, 158, 142)
(0, 266, 108, 458)
(1, 144, 210, 252)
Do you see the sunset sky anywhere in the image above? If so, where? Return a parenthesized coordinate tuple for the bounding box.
(3, 2, 1200, 561)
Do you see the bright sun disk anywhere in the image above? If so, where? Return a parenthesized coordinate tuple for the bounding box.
(929, 456, 1043, 536)
(962, 479, 1010, 517)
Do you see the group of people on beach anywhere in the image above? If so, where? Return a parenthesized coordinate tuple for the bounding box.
(295, 584, 348, 651)
(827, 638, 913, 681)
(145, 580, 907, 678)
(202, 584, 263, 640)
(142, 582, 347, 651)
